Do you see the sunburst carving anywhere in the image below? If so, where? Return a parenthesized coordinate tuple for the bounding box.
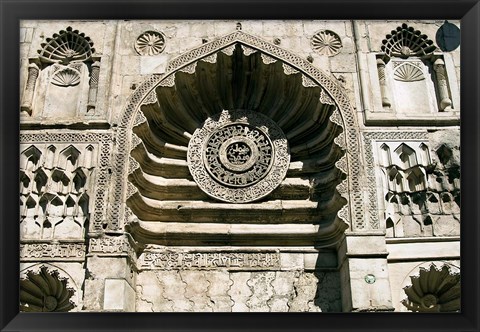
(381, 23, 436, 58)
(126, 44, 347, 247)
(37, 26, 95, 64)
(402, 264, 460, 312)
(135, 31, 166, 56)
(393, 63, 425, 82)
(20, 266, 76, 312)
(311, 30, 342, 56)
(51, 67, 81, 86)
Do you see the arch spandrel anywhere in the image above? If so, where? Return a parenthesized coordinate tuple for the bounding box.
(112, 31, 368, 244)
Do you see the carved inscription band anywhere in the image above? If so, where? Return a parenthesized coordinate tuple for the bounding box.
(140, 251, 281, 270)
(20, 243, 85, 260)
(188, 110, 290, 203)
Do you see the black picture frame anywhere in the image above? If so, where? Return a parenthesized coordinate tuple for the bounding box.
(1, 0, 479, 331)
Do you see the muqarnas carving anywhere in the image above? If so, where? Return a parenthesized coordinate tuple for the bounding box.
(402, 264, 460, 312)
(378, 142, 460, 238)
(376, 24, 454, 113)
(21, 27, 101, 117)
(20, 143, 96, 240)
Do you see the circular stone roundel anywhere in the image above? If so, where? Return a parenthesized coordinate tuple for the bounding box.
(188, 110, 290, 203)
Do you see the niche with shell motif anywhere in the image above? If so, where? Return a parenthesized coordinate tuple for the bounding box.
(21, 27, 101, 118)
(375, 24, 455, 114)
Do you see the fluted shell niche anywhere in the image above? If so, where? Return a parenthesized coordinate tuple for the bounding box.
(127, 44, 347, 246)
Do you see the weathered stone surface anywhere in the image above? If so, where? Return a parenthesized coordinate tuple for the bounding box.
(19, 19, 460, 314)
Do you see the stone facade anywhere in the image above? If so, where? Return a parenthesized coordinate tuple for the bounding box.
(19, 20, 460, 312)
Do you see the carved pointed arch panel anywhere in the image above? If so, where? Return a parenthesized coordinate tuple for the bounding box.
(113, 31, 366, 246)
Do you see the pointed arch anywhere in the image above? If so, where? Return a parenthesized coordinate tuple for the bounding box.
(112, 30, 365, 236)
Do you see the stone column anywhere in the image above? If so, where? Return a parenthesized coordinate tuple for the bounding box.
(433, 58, 452, 111)
(338, 233, 394, 312)
(83, 235, 136, 312)
(21, 63, 40, 115)
(87, 61, 100, 112)
(376, 58, 391, 108)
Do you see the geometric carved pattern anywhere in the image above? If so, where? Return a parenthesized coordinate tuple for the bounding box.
(20, 132, 112, 232)
(364, 131, 460, 236)
(363, 132, 428, 229)
(187, 110, 290, 203)
(115, 31, 362, 232)
(135, 31, 166, 56)
(20, 266, 76, 312)
(381, 23, 436, 58)
(19, 143, 92, 241)
(402, 264, 460, 312)
(37, 26, 95, 64)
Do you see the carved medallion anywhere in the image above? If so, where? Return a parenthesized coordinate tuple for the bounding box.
(135, 31, 166, 56)
(311, 30, 342, 56)
(188, 110, 290, 203)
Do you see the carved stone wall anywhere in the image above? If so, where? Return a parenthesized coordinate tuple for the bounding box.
(19, 20, 460, 313)
(136, 266, 341, 312)
(364, 131, 460, 238)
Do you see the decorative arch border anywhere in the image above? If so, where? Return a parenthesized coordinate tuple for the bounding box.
(111, 30, 365, 232)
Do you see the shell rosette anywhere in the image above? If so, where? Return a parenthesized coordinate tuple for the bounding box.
(402, 264, 460, 312)
(20, 266, 76, 312)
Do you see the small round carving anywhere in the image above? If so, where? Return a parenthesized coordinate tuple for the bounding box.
(135, 31, 166, 56)
(188, 110, 289, 203)
(311, 30, 343, 56)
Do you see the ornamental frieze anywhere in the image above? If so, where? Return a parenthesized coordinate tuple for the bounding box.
(20, 243, 85, 261)
(139, 251, 281, 270)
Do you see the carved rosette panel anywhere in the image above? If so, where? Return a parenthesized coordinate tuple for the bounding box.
(20, 266, 76, 312)
(311, 30, 342, 56)
(188, 110, 289, 203)
(135, 31, 166, 56)
(402, 264, 460, 312)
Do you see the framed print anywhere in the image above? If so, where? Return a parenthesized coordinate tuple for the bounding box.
(1, 0, 479, 331)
